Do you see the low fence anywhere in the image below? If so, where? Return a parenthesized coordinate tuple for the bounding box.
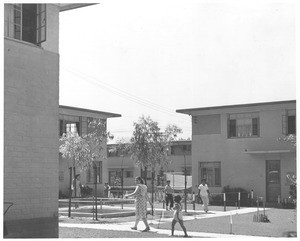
(155, 190, 255, 211)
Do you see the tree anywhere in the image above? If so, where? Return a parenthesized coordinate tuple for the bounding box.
(278, 134, 296, 207)
(130, 116, 182, 214)
(130, 116, 182, 181)
(60, 119, 112, 171)
(59, 118, 112, 217)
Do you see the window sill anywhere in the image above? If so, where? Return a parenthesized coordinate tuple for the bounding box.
(5, 36, 42, 49)
(228, 136, 260, 139)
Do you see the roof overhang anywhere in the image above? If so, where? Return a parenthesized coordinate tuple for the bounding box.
(176, 100, 296, 116)
(244, 149, 294, 154)
(59, 3, 98, 12)
(59, 105, 121, 118)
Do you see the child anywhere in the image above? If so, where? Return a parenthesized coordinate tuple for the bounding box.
(171, 195, 188, 237)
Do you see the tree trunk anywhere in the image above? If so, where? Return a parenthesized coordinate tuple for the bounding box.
(68, 167, 72, 217)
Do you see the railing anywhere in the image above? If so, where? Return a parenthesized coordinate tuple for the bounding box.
(4, 202, 14, 237)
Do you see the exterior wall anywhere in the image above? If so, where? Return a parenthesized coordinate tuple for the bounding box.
(166, 141, 192, 174)
(4, 31, 59, 239)
(4, 4, 60, 238)
(106, 154, 139, 188)
(190, 102, 296, 203)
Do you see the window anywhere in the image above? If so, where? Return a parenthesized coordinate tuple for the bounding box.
(4, 4, 46, 45)
(170, 144, 191, 155)
(59, 115, 81, 136)
(228, 112, 259, 138)
(199, 162, 221, 187)
(182, 167, 192, 176)
(126, 171, 133, 178)
(109, 170, 121, 186)
(170, 146, 175, 155)
(86, 161, 102, 184)
(283, 110, 296, 135)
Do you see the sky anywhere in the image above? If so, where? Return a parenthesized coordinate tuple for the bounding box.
(59, 0, 296, 143)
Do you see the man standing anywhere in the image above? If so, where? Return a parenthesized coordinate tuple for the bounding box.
(164, 180, 174, 211)
(198, 179, 210, 213)
(103, 182, 111, 198)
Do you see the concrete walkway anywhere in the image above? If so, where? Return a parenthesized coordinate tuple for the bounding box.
(59, 207, 270, 238)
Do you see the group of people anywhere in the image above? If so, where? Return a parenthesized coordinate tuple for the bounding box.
(71, 174, 209, 236)
(125, 176, 210, 237)
(164, 178, 210, 213)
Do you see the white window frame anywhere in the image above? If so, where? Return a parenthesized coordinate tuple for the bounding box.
(4, 4, 46, 45)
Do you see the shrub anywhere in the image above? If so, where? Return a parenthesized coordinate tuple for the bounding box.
(81, 185, 93, 197)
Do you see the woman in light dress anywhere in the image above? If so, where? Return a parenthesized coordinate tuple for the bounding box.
(125, 176, 153, 232)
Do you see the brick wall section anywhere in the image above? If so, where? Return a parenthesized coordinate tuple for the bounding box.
(4, 38, 59, 237)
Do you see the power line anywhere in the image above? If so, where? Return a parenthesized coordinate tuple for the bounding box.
(61, 64, 191, 123)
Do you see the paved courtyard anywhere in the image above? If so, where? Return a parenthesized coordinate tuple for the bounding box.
(59, 203, 297, 238)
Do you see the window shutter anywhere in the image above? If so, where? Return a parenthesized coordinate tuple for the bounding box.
(76, 122, 80, 135)
(282, 115, 287, 135)
(287, 115, 296, 135)
(252, 118, 259, 136)
(86, 168, 91, 183)
(36, 4, 46, 44)
(228, 119, 236, 138)
(227, 116, 230, 138)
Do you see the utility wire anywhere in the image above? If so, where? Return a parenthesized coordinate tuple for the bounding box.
(61, 64, 191, 122)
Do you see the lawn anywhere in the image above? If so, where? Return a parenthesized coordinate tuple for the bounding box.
(157, 208, 297, 237)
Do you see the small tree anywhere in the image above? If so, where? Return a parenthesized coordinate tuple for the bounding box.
(130, 116, 182, 182)
(60, 119, 111, 171)
(59, 119, 112, 216)
(130, 116, 182, 214)
(278, 134, 296, 207)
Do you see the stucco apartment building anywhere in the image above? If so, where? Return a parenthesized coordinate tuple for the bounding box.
(59, 105, 121, 197)
(177, 100, 296, 204)
(4, 4, 95, 238)
(106, 140, 192, 190)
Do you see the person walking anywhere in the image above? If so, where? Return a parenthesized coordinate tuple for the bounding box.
(72, 174, 82, 209)
(72, 174, 82, 198)
(170, 195, 188, 237)
(125, 176, 153, 232)
(198, 179, 210, 213)
(164, 180, 174, 211)
(103, 182, 111, 198)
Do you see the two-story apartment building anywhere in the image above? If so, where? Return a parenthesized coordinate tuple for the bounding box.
(59, 105, 121, 197)
(106, 141, 192, 192)
(177, 100, 296, 204)
(4, 4, 95, 238)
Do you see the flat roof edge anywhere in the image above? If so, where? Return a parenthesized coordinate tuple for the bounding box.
(59, 3, 98, 12)
(59, 105, 121, 118)
(176, 100, 296, 114)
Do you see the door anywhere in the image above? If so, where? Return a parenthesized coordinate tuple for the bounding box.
(266, 160, 281, 202)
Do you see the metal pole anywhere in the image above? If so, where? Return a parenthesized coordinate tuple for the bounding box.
(73, 160, 76, 197)
(121, 155, 124, 209)
(121, 155, 124, 199)
(151, 169, 154, 215)
(94, 162, 98, 220)
(68, 167, 72, 217)
(192, 192, 195, 210)
(223, 193, 226, 212)
(184, 154, 187, 213)
(238, 192, 241, 209)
